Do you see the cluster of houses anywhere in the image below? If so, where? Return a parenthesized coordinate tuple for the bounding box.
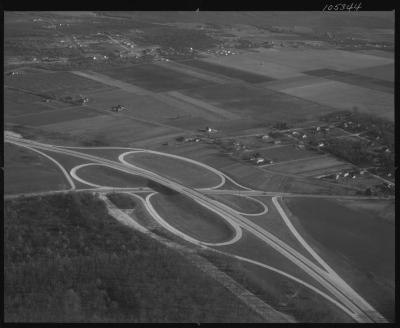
(184, 137, 201, 143)
(248, 152, 273, 165)
(321, 168, 370, 181)
(7, 71, 23, 77)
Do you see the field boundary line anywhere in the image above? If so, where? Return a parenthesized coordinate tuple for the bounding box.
(260, 154, 331, 168)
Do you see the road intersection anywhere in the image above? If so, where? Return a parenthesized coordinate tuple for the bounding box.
(5, 135, 389, 323)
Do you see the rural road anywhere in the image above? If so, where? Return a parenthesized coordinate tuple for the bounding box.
(5, 135, 389, 323)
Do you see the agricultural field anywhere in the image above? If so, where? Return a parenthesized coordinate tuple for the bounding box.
(85, 88, 228, 124)
(303, 68, 393, 94)
(266, 155, 352, 176)
(181, 82, 334, 122)
(123, 151, 223, 189)
(4, 88, 70, 118)
(150, 193, 235, 244)
(101, 64, 217, 93)
(283, 197, 395, 321)
(202, 48, 393, 77)
(4, 70, 114, 98)
(349, 63, 394, 82)
(259, 75, 328, 92)
(277, 80, 393, 121)
(38, 114, 180, 147)
(258, 145, 320, 162)
(4, 143, 69, 194)
(9, 106, 102, 127)
(182, 59, 276, 83)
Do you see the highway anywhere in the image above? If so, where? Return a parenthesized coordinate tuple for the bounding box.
(5, 135, 389, 323)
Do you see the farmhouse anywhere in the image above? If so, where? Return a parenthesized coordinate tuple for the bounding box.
(111, 104, 127, 112)
(205, 126, 218, 133)
(256, 158, 265, 165)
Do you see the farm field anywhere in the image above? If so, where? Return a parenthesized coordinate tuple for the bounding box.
(9, 106, 101, 127)
(266, 155, 352, 176)
(258, 145, 320, 162)
(150, 193, 235, 244)
(102, 63, 217, 92)
(4, 70, 114, 97)
(38, 114, 180, 146)
(259, 75, 328, 92)
(4, 143, 69, 194)
(4, 88, 71, 117)
(283, 197, 395, 321)
(85, 88, 214, 122)
(200, 52, 304, 79)
(278, 80, 393, 120)
(155, 61, 231, 84)
(123, 151, 223, 189)
(181, 82, 334, 122)
(335, 198, 395, 224)
(182, 59, 276, 83)
(73, 164, 149, 188)
(348, 63, 394, 82)
(5, 100, 60, 120)
(213, 48, 393, 73)
(303, 68, 393, 94)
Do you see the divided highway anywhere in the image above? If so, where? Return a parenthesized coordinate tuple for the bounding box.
(5, 135, 388, 323)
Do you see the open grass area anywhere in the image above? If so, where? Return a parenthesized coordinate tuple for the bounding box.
(124, 151, 223, 189)
(4, 142, 69, 194)
(107, 193, 137, 209)
(283, 197, 395, 321)
(102, 63, 216, 92)
(4, 193, 263, 322)
(150, 192, 235, 244)
(201, 249, 353, 323)
(75, 164, 149, 188)
(209, 194, 265, 215)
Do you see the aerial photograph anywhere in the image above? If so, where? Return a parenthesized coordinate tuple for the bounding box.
(4, 10, 395, 323)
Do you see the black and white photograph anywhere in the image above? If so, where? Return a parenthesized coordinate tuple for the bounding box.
(3, 7, 396, 323)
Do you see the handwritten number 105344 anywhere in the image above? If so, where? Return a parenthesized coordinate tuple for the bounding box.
(323, 3, 362, 11)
